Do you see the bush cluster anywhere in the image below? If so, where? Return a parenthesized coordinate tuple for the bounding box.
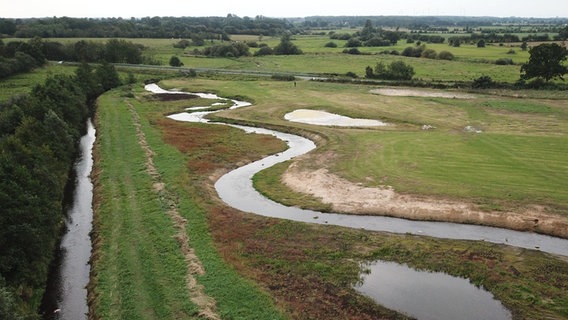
(366, 60, 415, 80)
(401, 44, 454, 60)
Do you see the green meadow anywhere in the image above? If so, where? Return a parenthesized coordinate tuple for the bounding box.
(2, 28, 568, 319)
(159, 78, 568, 213)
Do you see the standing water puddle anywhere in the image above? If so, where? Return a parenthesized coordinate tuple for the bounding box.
(357, 261, 511, 320)
(41, 119, 95, 320)
(146, 84, 568, 318)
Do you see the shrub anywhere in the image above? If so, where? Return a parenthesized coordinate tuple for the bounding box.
(330, 33, 352, 40)
(402, 44, 425, 57)
(345, 71, 358, 78)
(472, 75, 494, 88)
(345, 37, 362, 47)
(495, 58, 514, 65)
(388, 60, 415, 80)
(254, 46, 274, 56)
(421, 48, 437, 59)
(368, 60, 415, 80)
(324, 41, 338, 48)
(173, 39, 191, 49)
(365, 37, 391, 47)
(203, 42, 250, 57)
(271, 74, 295, 81)
(437, 51, 454, 60)
(343, 48, 361, 55)
(246, 41, 259, 48)
(169, 55, 183, 67)
(273, 34, 302, 55)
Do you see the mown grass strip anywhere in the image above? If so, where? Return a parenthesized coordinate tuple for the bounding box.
(91, 85, 288, 319)
(132, 89, 289, 320)
(90, 91, 197, 319)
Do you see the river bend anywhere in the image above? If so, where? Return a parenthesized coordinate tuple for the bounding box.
(145, 84, 568, 257)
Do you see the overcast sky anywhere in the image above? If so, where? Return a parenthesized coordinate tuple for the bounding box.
(3, 0, 567, 19)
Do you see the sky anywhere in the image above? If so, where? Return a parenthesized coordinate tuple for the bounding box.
(2, 0, 567, 19)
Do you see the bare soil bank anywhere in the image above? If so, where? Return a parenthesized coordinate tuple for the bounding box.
(282, 154, 568, 240)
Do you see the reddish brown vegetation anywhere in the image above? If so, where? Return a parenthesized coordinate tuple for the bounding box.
(155, 118, 407, 319)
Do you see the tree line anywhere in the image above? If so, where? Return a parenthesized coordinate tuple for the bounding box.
(1, 37, 147, 79)
(0, 15, 295, 39)
(0, 63, 121, 319)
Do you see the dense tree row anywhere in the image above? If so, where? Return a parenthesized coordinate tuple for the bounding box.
(0, 38, 47, 79)
(1, 37, 146, 79)
(300, 15, 568, 29)
(365, 60, 415, 80)
(0, 15, 295, 39)
(331, 20, 401, 48)
(0, 63, 121, 319)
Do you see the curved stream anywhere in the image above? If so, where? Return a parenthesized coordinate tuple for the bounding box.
(147, 83, 567, 319)
(144, 84, 568, 256)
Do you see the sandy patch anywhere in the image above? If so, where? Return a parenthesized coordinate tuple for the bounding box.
(282, 161, 568, 239)
(284, 109, 389, 127)
(371, 88, 476, 99)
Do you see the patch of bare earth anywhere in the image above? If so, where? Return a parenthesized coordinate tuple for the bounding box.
(282, 155, 568, 239)
(128, 103, 220, 320)
(370, 88, 476, 99)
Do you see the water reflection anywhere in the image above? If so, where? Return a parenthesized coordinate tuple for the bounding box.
(356, 261, 512, 320)
(41, 119, 95, 320)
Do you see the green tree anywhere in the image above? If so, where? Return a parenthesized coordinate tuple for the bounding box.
(559, 26, 568, 41)
(169, 55, 183, 67)
(368, 60, 414, 80)
(75, 62, 99, 99)
(95, 61, 121, 91)
(360, 19, 375, 41)
(520, 41, 528, 51)
(520, 43, 568, 82)
(388, 60, 415, 80)
(273, 33, 302, 55)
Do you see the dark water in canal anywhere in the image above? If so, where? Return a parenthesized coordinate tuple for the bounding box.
(40, 119, 95, 320)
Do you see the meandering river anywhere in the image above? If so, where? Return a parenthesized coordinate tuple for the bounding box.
(144, 84, 568, 257)
(146, 83, 567, 319)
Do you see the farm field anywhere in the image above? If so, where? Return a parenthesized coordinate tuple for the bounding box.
(12, 35, 535, 81)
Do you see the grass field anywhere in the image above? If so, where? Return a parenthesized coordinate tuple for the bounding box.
(3, 32, 568, 319)
(88, 78, 568, 319)
(7, 35, 534, 82)
(157, 78, 568, 214)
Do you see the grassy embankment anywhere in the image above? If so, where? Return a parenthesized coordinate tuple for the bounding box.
(90, 86, 290, 319)
(102, 77, 568, 319)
